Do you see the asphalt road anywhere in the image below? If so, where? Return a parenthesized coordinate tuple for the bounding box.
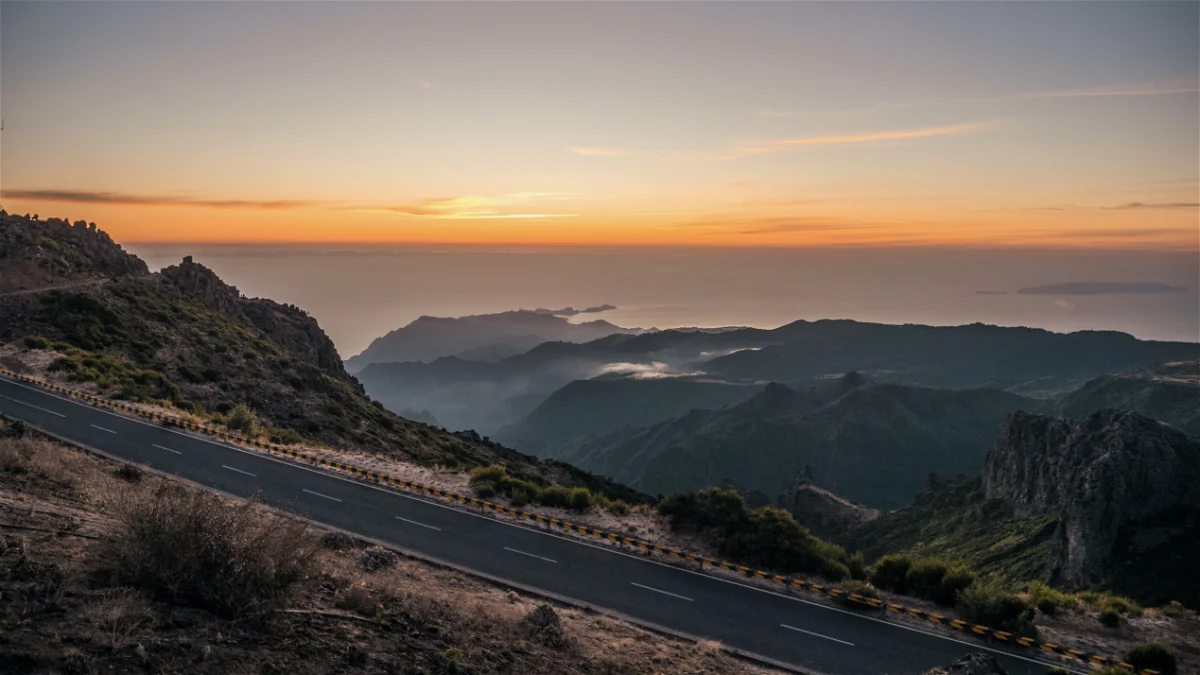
(0, 375, 1070, 675)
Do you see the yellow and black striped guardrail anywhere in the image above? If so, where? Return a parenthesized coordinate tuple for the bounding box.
(0, 368, 1161, 675)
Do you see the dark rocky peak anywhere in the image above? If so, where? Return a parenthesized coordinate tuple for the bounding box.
(983, 409, 1200, 588)
(158, 256, 247, 321)
(0, 212, 148, 291)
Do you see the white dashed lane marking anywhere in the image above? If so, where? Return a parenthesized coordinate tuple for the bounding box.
(630, 582, 693, 602)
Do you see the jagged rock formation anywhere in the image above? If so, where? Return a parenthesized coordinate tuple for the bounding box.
(984, 410, 1200, 602)
(778, 470, 879, 540)
(0, 212, 147, 292)
(160, 257, 354, 384)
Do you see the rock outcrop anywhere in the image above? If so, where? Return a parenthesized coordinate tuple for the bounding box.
(160, 256, 355, 385)
(984, 410, 1200, 590)
(0, 212, 147, 292)
(778, 470, 879, 539)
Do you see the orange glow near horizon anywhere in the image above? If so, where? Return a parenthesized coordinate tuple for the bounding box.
(2, 193, 1196, 251)
(2, 2, 1196, 253)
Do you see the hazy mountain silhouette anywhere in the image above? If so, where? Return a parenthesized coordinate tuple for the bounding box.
(344, 309, 643, 372)
(357, 319, 1198, 436)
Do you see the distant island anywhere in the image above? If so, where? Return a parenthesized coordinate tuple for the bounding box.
(1017, 282, 1187, 296)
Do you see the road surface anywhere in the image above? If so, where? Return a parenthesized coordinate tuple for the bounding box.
(0, 375, 1071, 675)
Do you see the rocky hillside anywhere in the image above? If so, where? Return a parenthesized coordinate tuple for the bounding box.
(0, 213, 645, 498)
(1057, 361, 1200, 435)
(0, 212, 148, 292)
(983, 410, 1200, 605)
(548, 374, 1045, 508)
(776, 471, 880, 541)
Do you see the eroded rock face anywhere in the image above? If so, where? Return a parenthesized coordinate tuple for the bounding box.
(159, 256, 248, 322)
(983, 410, 1200, 588)
(159, 257, 356, 385)
(0, 213, 148, 292)
(778, 472, 879, 540)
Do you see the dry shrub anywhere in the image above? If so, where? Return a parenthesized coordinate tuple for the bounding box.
(357, 546, 398, 572)
(522, 603, 570, 647)
(102, 485, 316, 617)
(321, 530, 358, 551)
(84, 588, 155, 652)
(336, 582, 381, 618)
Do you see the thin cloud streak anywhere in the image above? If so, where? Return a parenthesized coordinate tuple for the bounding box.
(572, 121, 993, 162)
(1013, 78, 1199, 100)
(1, 189, 322, 210)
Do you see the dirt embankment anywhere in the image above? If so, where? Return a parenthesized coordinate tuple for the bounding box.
(0, 423, 777, 675)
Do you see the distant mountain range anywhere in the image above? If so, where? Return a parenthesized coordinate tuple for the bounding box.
(355, 318, 1199, 437)
(542, 374, 1046, 509)
(344, 308, 643, 372)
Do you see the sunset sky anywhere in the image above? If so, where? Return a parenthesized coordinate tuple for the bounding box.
(1, 1, 1197, 249)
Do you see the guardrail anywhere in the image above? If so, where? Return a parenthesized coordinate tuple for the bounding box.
(0, 368, 1160, 674)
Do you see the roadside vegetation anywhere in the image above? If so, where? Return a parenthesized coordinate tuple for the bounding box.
(658, 488, 866, 582)
(469, 464, 632, 514)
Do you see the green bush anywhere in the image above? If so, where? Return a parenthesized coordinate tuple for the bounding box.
(837, 579, 880, 609)
(267, 427, 304, 445)
(1026, 581, 1079, 615)
(955, 578, 1037, 638)
(511, 489, 531, 508)
(906, 558, 950, 600)
(1124, 642, 1177, 675)
(225, 402, 258, 436)
(660, 488, 858, 582)
(23, 336, 50, 349)
(847, 550, 866, 580)
(870, 554, 914, 594)
(567, 487, 592, 512)
(1102, 594, 1143, 617)
(607, 500, 630, 516)
(538, 486, 570, 508)
(1099, 607, 1121, 628)
(473, 483, 496, 499)
(936, 563, 976, 607)
(471, 465, 508, 485)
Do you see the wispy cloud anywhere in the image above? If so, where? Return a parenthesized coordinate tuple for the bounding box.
(725, 121, 993, 158)
(1020, 201, 1200, 212)
(1013, 78, 1199, 100)
(1, 189, 321, 210)
(572, 121, 992, 162)
(337, 192, 578, 219)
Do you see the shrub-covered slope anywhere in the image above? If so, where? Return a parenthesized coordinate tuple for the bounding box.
(0, 212, 643, 498)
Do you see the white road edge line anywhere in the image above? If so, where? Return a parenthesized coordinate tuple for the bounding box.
(221, 464, 256, 478)
(395, 516, 442, 531)
(504, 546, 557, 564)
(0, 376, 1084, 674)
(631, 582, 694, 602)
(0, 394, 67, 417)
(780, 623, 855, 646)
(302, 488, 342, 502)
(152, 444, 182, 455)
(90, 424, 117, 434)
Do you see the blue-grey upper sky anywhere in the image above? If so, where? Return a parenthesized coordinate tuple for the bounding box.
(1, 1, 1197, 248)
